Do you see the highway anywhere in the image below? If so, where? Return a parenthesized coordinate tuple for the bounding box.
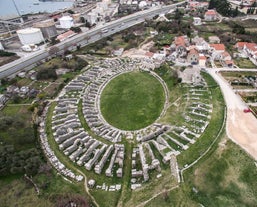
(0, 2, 185, 79)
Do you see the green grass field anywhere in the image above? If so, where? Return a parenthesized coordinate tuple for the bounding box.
(100, 71, 165, 130)
(146, 134, 257, 207)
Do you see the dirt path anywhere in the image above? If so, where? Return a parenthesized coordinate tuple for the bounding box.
(134, 185, 179, 207)
(208, 69, 257, 160)
(77, 169, 99, 207)
(227, 110, 257, 160)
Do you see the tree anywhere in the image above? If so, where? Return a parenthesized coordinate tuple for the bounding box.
(80, 16, 85, 23)
(208, 0, 215, 9)
(50, 37, 60, 45)
(70, 26, 81, 33)
(67, 9, 74, 14)
(48, 46, 59, 57)
(85, 21, 91, 28)
(174, 8, 182, 20)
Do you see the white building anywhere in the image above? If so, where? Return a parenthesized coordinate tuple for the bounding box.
(17, 28, 44, 45)
(59, 16, 74, 29)
(193, 17, 202, 25)
(85, 12, 98, 25)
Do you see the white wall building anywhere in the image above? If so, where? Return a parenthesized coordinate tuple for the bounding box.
(59, 16, 74, 29)
(85, 12, 98, 25)
(17, 28, 44, 45)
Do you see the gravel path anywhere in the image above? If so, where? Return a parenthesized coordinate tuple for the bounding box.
(207, 68, 257, 160)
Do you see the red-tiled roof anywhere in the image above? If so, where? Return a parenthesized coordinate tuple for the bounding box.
(235, 42, 247, 48)
(205, 10, 217, 16)
(57, 30, 76, 41)
(189, 1, 199, 7)
(246, 43, 257, 52)
(210, 43, 225, 51)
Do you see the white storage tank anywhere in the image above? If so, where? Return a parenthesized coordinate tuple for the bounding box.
(17, 28, 44, 45)
(33, 19, 57, 39)
(59, 16, 74, 29)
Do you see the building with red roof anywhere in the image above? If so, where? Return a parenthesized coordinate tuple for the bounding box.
(210, 44, 225, 53)
(173, 36, 189, 57)
(234, 42, 248, 51)
(204, 10, 218, 21)
(199, 54, 207, 67)
(187, 49, 199, 64)
(56, 30, 76, 42)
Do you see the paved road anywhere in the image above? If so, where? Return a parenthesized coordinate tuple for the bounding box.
(0, 2, 185, 79)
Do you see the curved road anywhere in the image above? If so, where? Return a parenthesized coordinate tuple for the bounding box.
(207, 68, 257, 160)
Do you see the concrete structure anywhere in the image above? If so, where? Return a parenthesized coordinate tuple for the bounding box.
(88, 179, 96, 188)
(85, 12, 98, 25)
(0, 42, 4, 50)
(59, 16, 74, 29)
(193, 17, 201, 25)
(72, 13, 81, 23)
(17, 28, 44, 45)
(33, 19, 57, 39)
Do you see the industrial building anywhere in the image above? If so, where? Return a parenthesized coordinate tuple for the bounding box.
(17, 27, 44, 45)
(59, 16, 74, 29)
(33, 19, 57, 39)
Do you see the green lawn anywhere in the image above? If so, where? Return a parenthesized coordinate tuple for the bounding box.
(100, 71, 165, 130)
(233, 58, 256, 69)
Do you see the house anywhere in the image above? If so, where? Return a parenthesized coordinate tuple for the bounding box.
(204, 10, 218, 21)
(210, 44, 225, 52)
(188, 1, 200, 11)
(210, 44, 225, 59)
(188, 1, 208, 10)
(224, 60, 234, 67)
(244, 43, 257, 57)
(193, 17, 202, 25)
(221, 51, 232, 61)
(192, 36, 210, 53)
(173, 36, 188, 57)
(221, 51, 233, 67)
(199, 54, 207, 67)
(234, 42, 247, 51)
(187, 49, 199, 64)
